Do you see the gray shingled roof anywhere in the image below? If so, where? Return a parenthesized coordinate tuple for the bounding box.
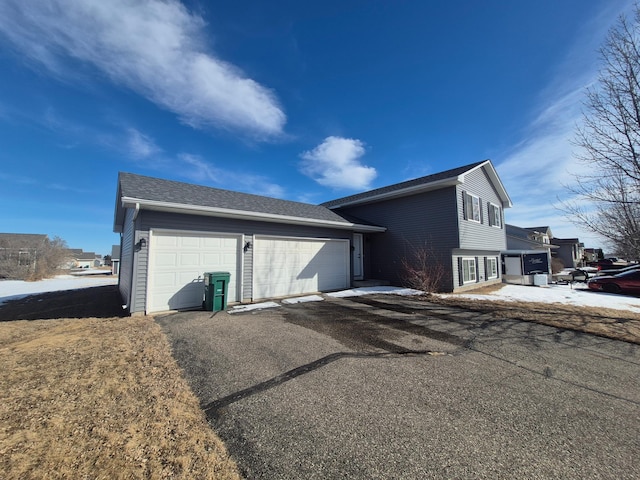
(321, 160, 487, 208)
(0, 233, 48, 247)
(118, 172, 353, 224)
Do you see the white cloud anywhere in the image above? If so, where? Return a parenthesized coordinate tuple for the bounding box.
(126, 128, 161, 160)
(299, 136, 377, 190)
(177, 153, 285, 198)
(0, 0, 286, 138)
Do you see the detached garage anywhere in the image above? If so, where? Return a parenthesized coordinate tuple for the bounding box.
(114, 173, 384, 315)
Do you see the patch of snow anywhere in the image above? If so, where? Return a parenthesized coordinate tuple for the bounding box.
(282, 295, 324, 304)
(0, 275, 118, 306)
(327, 286, 423, 298)
(228, 301, 280, 313)
(440, 283, 640, 313)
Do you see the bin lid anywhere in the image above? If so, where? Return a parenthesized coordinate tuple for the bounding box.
(204, 271, 230, 276)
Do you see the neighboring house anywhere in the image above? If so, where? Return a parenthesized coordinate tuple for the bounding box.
(552, 238, 584, 269)
(113, 160, 512, 315)
(73, 251, 101, 268)
(506, 224, 556, 252)
(503, 224, 557, 283)
(111, 245, 121, 276)
(523, 226, 553, 246)
(515, 226, 584, 269)
(0, 233, 49, 273)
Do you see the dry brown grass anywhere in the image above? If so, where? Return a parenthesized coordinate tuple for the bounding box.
(0, 316, 241, 480)
(431, 290, 640, 344)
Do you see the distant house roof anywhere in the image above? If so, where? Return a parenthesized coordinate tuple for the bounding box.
(114, 173, 386, 233)
(322, 160, 513, 209)
(525, 226, 554, 238)
(552, 238, 583, 247)
(75, 251, 98, 260)
(0, 233, 48, 249)
(506, 224, 558, 250)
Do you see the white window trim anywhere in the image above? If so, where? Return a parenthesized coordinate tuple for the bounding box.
(487, 257, 498, 279)
(465, 193, 481, 223)
(488, 203, 501, 228)
(462, 257, 477, 283)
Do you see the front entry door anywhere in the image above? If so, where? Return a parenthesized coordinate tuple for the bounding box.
(353, 233, 364, 280)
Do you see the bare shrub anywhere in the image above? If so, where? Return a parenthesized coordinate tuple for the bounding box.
(551, 257, 565, 274)
(400, 242, 446, 294)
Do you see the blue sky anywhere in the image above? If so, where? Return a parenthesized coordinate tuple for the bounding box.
(0, 0, 634, 256)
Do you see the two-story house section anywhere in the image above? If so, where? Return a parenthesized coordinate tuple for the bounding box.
(322, 160, 512, 292)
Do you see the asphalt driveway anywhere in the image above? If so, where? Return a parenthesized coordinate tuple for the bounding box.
(155, 294, 640, 479)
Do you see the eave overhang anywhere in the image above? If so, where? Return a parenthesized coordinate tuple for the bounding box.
(120, 197, 387, 233)
(327, 177, 463, 209)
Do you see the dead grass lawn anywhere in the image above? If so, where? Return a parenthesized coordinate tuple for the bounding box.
(431, 289, 640, 344)
(0, 316, 241, 480)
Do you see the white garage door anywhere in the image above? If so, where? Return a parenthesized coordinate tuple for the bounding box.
(147, 230, 241, 313)
(253, 236, 349, 299)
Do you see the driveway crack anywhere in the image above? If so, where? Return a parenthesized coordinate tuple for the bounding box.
(202, 349, 440, 422)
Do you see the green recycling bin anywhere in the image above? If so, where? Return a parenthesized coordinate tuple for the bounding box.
(203, 272, 231, 311)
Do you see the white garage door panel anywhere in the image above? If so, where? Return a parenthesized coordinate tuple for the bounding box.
(148, 231, 241, 313)
(253, 236, 349, 299)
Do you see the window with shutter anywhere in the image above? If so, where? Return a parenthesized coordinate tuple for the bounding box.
(463, 192, 481, 223)
(462, 258, 477, 283)
(488, 203, 501, 227)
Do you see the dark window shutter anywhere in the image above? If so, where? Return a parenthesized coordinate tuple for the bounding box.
(462, 191, 468, 220)
(475, 256, 480, 282)
(458, 257, 464, 285)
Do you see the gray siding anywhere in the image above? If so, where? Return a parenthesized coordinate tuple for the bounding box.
(334, 186, 459, 289)
(130, 210, 352, 313)
(334, 165, 508, 292)
(451, 252, 502, 290)
(131, 220, 149, 314)
(457, 168, 507, 251)
(118, 208, 135, 310)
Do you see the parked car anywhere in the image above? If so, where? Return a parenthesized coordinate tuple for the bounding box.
(587, 269, 640, 294)
(596, 263, 640, 277)
(588, 259, 630, 271)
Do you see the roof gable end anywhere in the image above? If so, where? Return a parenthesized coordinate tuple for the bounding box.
(323, 160, 512, 209)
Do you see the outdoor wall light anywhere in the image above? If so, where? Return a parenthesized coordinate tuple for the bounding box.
(244, 241, 252, 252)
(136, 238, 146, 249)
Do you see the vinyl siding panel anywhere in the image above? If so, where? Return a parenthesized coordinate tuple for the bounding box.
(458, 168, 507, 251)
(119, 208, 135, 310)
(334, 186, 459, 289)
(130, 210, 352, 312)
(452, 252, 501, 289)
(131, 221, 149, 314)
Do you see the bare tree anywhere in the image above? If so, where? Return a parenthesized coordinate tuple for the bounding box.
(563, 6, 640, 260)
(0, 234, 70, 280)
